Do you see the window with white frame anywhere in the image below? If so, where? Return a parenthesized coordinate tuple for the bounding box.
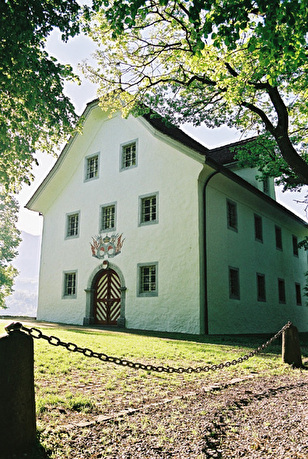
(63, 272, 77, 298)
(66, 212, 79, 238)
(121, 141, 137, 170)
(139, 193, 158, 225)
(101, 203, 116, 232)
(138, 263, 158, 296)
(85, 154, 99, 181)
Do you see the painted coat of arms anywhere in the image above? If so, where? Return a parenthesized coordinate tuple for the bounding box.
(90, 233, 125, 259)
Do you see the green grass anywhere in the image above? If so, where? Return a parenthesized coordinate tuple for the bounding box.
(0, 319, 307, 457)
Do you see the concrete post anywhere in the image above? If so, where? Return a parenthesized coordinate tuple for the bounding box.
(0, 323, 36, 455)
(282, 324, 303, 368)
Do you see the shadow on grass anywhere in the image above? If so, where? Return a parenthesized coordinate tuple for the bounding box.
(67, 326, 308, 357)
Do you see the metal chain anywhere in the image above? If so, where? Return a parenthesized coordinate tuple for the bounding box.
(5, 321, 292, 374)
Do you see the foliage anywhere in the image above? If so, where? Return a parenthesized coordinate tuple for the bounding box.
(0, 192, 21, 308)
(83, 0, 308, 187)
(0, 0, 82, 192)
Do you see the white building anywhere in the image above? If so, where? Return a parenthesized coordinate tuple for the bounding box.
(27, 100, 308, 334)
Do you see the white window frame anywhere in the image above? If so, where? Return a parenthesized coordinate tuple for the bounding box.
(120, 140, 138, 171)
(65, 211, 80, 239)
(100, 202, 117, 233)
(84, 152, 100, 182)
(137, 262, 158, 297)
(63, 271, 77, 299)
(139, 192, 159, 226)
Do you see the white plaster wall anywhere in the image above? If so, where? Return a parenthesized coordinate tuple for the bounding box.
(206, 175, 308, 334)
(37, 108, 204, 333)
(229, 166, 276, 199)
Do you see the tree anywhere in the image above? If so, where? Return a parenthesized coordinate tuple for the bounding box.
(0, 191, 21, 309)
(83, 0, 308, 188)
(0, 0, 84, 306)
(0, 0, 82, 192)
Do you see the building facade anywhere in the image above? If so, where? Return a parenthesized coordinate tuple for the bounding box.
(27, 100, 308, 334)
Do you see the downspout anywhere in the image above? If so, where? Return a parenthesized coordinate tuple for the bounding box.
(203, 170, 220, 334)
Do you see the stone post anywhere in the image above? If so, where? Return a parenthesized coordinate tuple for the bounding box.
(282, 324, 302, 368)
(0, 323, 36, 455)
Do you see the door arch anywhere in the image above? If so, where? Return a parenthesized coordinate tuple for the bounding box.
(93, 269, 121, 325)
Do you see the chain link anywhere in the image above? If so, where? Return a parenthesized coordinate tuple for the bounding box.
(7, 321, 292, 374)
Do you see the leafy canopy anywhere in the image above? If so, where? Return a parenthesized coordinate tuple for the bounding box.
(0, 191, 21, 308)
(0, 0, 82, 191)
(83, 0, 308, 187)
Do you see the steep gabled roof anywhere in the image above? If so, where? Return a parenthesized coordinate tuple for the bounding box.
(142, 111, 258, 166)
(25, 99, 307, 226)
(142, 112, 210, 157)
(207, 137, 259, 165)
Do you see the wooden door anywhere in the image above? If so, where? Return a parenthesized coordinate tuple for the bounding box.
(94, 269, 121, 325)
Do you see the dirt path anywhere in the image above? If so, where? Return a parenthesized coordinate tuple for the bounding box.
(37, 373, 308, 458)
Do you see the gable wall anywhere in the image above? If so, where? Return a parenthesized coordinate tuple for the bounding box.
(37, 110, 205, 333)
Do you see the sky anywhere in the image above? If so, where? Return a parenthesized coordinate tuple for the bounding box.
(16, 29, 308, 236)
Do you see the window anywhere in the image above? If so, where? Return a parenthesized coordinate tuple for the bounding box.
(295, 283, 302, 305)
(275, 225, 283, 250)
(101, 204, 116, 232)
(263, 177, 270, 195)
(66, 212, 79, 238)
(138, 263, 158, 296)
(85, 154, 99, 181)
(256, 273, 266, 302)
(292, 235, 299, 257)
(278, 278, 286, 304)
(227, 200, 238, 231)
(63, 272, 77, 297)
(229, 267, 240, 299)
(139, 193, 158, 226)
(121, 141, 137, 170)
(254, 214, 263, 242)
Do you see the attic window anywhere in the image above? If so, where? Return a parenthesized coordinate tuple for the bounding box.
(121, 141, 137, 170)
(263, 177, 270, 195)
(85, 153, 99, 181)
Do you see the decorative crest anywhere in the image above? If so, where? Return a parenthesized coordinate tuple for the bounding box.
(90, 233, 125, 259)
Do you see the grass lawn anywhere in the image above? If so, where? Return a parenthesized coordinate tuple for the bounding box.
(0, 319, 307, 458)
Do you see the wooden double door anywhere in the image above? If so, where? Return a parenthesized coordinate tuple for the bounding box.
(93, 269, 121, 325)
